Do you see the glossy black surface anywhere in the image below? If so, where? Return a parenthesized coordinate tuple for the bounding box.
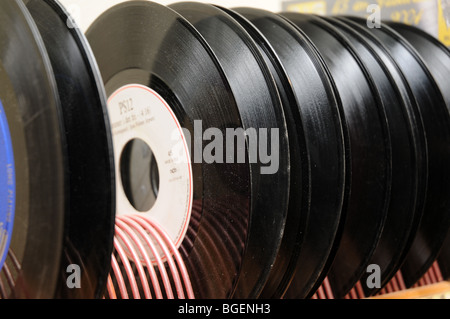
(388, 22, 450, 110)
(233, 8, 347, 299)
(282, 13, 391, 298)
(23, 0, 116, 299)
(348, 17, 450, 289)
(86, 1, 252, 299)
(0, 0, 65, 298)
(169, 2, 291, 299)
(328, 16, 428, 297)
(387, 21, 450, 287)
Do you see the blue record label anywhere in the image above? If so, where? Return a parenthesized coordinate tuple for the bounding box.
(0, 98, 15, 270)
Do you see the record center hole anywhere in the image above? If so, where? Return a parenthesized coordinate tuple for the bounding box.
(120, 138, 160, 212)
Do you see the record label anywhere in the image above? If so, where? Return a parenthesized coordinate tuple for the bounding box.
(108, 84, 192, 253)
(0, 98, 15, 270)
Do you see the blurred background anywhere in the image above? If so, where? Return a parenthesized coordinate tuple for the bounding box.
(58, 0, 450, 47)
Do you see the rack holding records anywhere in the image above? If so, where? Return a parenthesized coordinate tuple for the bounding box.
(0, 0, 449, 299)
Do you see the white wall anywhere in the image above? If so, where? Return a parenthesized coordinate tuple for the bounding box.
(58, 0, 284, 31)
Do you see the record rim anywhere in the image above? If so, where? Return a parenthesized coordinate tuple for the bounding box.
(281, 12, 392, 298)
(323, 15, 426, 296)
(233, 7, 348, 299)
(346, 16, 450, 289)
(168, 1, 292, 299)
(0, 0, 67, 298)
(23, 0, 116, 299)
(336, 16, 429, 294)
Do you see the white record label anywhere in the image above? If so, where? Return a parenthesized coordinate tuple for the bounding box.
(108, 84, 192, 249)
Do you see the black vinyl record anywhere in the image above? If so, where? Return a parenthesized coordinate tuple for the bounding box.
(0, 0, 115, 299)
(387, 22, 450, 109)
(325, 16, 428, 297)
(231, 8, 347, 299)
(0, 0, 66, 298)
(347, 17, 450, 289)
(386, 21, 450, 287)
(168, 2, 291, 299)
(86, 1, 257, 299)
(281, 13, 392, 298)
(23, 0, 115, 299)
(3, 0, 448, 300)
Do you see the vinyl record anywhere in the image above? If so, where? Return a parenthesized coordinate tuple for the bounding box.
(0, 0, 66, 298)
(346, 17, 450, 289)
(23, 0, 115, 299)
(231, 8, 347, 299)
(168, 2, 290, 299)
(86, 1, 255, 299)
(387, 20, 450, 287)
(386, 22, 450, 114)
(325, 16, 428, 297)
(281, 13, 392, 298)
(0, 0, 115, 299)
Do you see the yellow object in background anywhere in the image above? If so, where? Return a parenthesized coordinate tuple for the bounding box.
(283, 0, 450, 48)
(438, 0, 450, 45)
(285, 0, 327, 14)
